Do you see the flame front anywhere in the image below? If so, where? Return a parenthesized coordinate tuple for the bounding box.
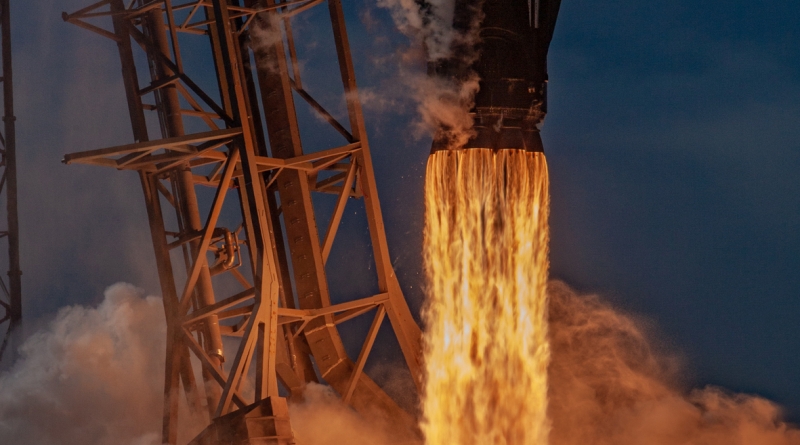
(422, 149, 551, 445)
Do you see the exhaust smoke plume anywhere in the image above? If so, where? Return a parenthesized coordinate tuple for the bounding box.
(547, 280, 800, 445)
(289, 383, 399, 445)
(0, 283, 166, 445)
(0, 284, 405, 445)
(372, 3, 799, 444)
(0, 283, 797, 444)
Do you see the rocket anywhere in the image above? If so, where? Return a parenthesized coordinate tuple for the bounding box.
(430, 0, 562, 152)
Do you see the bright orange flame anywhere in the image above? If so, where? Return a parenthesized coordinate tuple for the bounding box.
(422, 149, 551, 445)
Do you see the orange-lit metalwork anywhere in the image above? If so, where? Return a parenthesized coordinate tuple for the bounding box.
(61, 0, 422, 443)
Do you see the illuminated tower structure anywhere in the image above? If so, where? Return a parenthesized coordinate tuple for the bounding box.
(62, 1, 422, 443)
(0, 0, 21, 365)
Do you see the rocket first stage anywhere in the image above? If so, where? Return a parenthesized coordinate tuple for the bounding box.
(430, 0, 562, 152)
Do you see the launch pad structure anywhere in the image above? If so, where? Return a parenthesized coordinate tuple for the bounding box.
(0, 0, 21, 365)
(62, 0, 423, 443)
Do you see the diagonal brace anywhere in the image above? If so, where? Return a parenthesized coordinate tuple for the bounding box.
(178, 147, 241, 315)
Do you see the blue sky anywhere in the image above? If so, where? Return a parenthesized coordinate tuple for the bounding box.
(545, 0, 800, 418)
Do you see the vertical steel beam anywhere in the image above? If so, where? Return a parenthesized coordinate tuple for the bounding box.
(327, 0, 423, 389)
(144, 7, 225, 417)
(210, 0, 281, 401)
(142, 173, 188, 445)
(243, 0, 419, 428)
(108, 2, 202, 441)
(64, 0, 426, 441)
(0, 0, 21, 365)
(247, 0, 350, 386)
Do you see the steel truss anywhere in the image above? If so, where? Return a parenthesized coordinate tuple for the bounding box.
(0, 0, 21, 365)
(63, 0, 422, 443)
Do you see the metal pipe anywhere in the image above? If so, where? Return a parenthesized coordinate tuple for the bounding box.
(145, 8, 224, 416)
(222, 229, 236, 269)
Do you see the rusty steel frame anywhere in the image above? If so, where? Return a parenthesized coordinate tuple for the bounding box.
(0, 0, 21, 365)
(63, 0, 422, 443)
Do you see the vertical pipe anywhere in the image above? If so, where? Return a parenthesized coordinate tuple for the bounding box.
(2, 0, 22, 354)
(108, 2, 204, 441)
(145, 9, 224, 417)
(211, 0, 281, 399)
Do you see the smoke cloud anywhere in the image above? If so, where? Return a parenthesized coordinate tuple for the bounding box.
(290, 383, 400, 445)
(547, 280, 800, 445)
(0, 284, 405, 445)
(374, 0, 483, 148)
(0, 283, 165, 445)
(2, 280, 797, 444)
(377, 0, 483, 62)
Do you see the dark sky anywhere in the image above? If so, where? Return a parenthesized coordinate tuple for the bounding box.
(7, 0, 800, 424)
(361, 0, 800, 421)
(544, 0, 800, 420)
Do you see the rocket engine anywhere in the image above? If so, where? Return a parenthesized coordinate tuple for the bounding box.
(430, 0, 562, 152)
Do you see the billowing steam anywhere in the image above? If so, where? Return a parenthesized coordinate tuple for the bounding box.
(0, 284, 165, 445)
(2, 281, 796, 444)
(0, 284, 403, 445)
(548, 280, 800, 445)
(289, 383, 399, 445)
(378, 0, 460, 60)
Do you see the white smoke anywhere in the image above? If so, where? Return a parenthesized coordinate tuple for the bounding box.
(248, 12, 286, 75)
(0, 284, 405, 445)
(0, 283, 165, 445)
(373, 0, 483, 148)
(377, 0, 456, 60)
(377, 0, 482, 62)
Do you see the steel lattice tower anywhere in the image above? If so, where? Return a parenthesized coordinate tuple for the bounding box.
(62, 1, 422, 443)
(0, 0, 21, 365)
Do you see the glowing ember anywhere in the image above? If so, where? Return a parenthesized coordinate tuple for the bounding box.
(422, 149, 551, 445)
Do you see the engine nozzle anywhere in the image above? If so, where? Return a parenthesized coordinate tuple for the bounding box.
(429, 0, 562, 153)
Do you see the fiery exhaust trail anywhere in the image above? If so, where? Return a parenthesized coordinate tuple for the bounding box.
(422, 148, 551, 445)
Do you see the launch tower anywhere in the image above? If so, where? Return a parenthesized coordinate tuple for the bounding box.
(0, 0, 21, 365)
(62, 0, 422, 443)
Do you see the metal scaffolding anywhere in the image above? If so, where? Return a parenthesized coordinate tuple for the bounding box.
(0, 0, 21, 365)
(62, 0, 422, 443)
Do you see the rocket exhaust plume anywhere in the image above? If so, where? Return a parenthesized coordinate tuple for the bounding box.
(421, 1, 561, 444)
(423, 150, 550, 444)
